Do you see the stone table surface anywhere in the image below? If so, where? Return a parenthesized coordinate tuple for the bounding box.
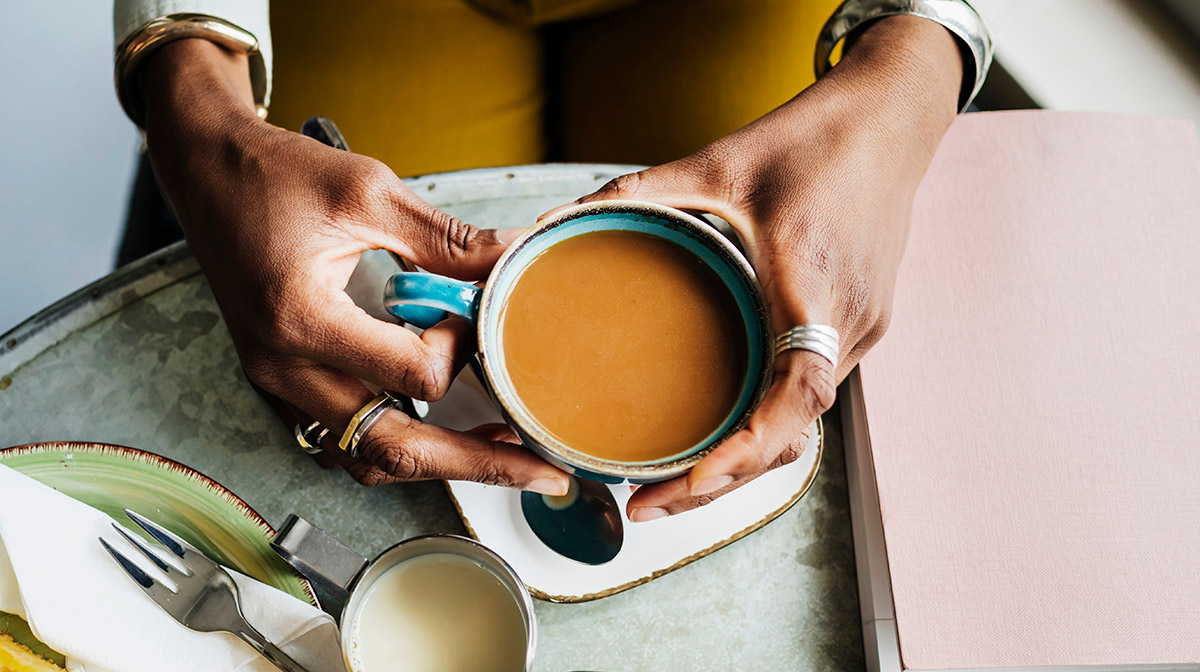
(0, 165, 864, 671)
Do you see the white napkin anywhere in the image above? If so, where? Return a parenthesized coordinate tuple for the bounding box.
(0, 463, 345, 672)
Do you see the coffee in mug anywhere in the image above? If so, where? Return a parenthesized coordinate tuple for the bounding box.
(384, 200, 774, 483)
(499, 230, 748, 462)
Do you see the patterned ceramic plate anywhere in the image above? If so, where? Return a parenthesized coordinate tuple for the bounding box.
(0, 442, 318, 665)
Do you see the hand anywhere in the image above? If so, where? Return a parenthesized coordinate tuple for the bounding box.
(543, 16, 964, 520)
(141, 39, 569, 494)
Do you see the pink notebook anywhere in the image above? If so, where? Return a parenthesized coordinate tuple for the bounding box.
(845, 111, 1200, 671)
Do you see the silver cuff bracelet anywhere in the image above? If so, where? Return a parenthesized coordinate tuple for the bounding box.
(815, 0, 994, 112)
(114, 13, 268, 128)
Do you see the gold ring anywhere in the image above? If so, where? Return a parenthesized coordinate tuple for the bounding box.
(338, 392, 396, 455)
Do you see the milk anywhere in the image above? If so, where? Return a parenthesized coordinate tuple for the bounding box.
(348, 553, 528, 672)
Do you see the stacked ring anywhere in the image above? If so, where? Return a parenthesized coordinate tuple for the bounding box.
(338, 392, 399, 458)
(775, 325, 840, 368)
(294, 420, 328, 455)
(292, 391, 420, 458)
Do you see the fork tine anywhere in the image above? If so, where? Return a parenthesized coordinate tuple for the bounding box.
(123, 509, 204, 564)
(109, 522, 184, 576)
(100, 537, 181, 613)
(99, 537, 163, 591)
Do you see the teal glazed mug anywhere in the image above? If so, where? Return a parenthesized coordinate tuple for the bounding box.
(383, 200, 774, 484)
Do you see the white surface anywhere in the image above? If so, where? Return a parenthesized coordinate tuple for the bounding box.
(0, 464, 341, 672)
(0, 1, 140, 335)
(426, 371, 822, 601)
(998, 0, 1200, 126)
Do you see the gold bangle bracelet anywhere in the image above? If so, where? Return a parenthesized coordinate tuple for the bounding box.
(114, 13, 268, 128)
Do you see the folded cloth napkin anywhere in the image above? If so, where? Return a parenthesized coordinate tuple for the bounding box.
(0, 463, 345, 672)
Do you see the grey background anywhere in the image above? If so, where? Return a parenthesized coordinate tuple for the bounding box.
(0, 1, 140, 334)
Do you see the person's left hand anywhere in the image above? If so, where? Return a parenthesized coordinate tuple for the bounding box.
(540, 15, 964, 521)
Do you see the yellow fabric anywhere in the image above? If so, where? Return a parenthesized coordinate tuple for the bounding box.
(551, 0, 836, 164)
(465, 0, 641, 25)
(269, 0, 839, 176)
(270, 0, 545, 176)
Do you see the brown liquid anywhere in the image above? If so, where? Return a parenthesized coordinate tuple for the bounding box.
(500, 230, 748, 462)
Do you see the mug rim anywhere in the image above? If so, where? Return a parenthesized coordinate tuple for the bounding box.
(475, 199, 775, 481)
(340, 533, 538, 672)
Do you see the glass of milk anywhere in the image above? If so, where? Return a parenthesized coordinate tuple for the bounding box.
(272, 515, 537, 671)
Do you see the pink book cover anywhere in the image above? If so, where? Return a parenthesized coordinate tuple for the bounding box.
(857, 111, 1200, 669)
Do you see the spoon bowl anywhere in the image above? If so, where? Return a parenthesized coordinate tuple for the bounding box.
(520, 476, 623, 565)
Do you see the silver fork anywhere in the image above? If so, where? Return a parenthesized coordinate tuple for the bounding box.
(99, 509, 310, 672)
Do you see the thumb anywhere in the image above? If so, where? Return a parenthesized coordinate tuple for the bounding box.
(687, 350, 835, 495)
(621, 351, 836, 519)
(386, 188, 523, 280)
(358, 410, 572, 496)
(537, 160, 733, 224)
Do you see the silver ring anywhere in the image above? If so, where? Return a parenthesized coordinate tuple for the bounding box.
(347, 397, 397, 459)
(775, 325, 840, 368)
(294, 420, 329, 455)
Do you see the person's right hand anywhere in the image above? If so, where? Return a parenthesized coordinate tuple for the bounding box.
(140, 39, 569, 495)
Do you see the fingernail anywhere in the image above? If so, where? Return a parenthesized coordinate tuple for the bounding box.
(495, 227, 528, 244)
(691, 474, 733, 497)
(630, 507, 668, 523)
(527, 477, 569, 497)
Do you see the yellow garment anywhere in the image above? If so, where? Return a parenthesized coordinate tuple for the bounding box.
(465, 0, 641, 25)
(269, 0, 838, 176)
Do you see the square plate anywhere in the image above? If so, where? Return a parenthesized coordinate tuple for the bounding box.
(427, 374, 823, 602)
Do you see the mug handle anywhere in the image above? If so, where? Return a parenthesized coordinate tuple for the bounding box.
(383, 272, 481, 329)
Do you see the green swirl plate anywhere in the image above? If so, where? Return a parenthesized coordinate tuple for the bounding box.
(0, 442, 317, 665)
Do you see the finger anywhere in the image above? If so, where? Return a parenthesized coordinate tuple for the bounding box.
(626, 350, 835, 519)
(383, 185, 524, 280)
(357, 411, 569, 495)
(244, 375, 367, 475)
(286, 292, 476, 402)
(243, 376, 341, 469)
(626, 459, 758, 520)
(311, 436, 405, 486)
(689, 350, 834, 493)
(283, 401, 395, 481)
(256, 360, 409, 486)
(536, 160, 740, 226)
(271, 361, 570, 495)
(467, 423, 521, 444)
(274, 400, 340, 470)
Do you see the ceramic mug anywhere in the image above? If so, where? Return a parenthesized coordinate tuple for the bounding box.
(383, 200, 774, 484)
(271, 515, 537, 672)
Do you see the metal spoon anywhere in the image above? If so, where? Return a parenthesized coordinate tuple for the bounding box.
(464, 357, 624, 565)
(520, 475, 624, 565)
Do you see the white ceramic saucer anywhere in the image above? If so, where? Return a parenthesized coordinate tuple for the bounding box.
(425, 372, 823, 603)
